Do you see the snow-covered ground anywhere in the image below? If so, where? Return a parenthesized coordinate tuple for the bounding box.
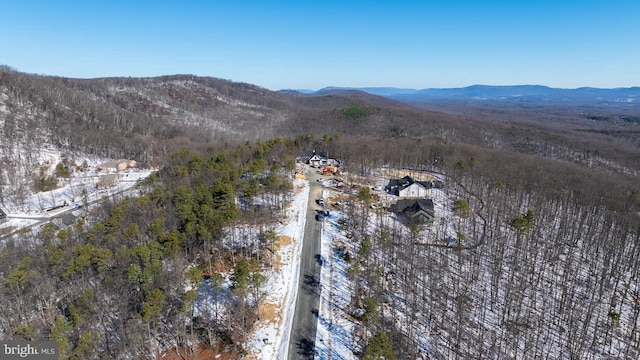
(192, 178, 310, 359)
(243, 174, 365, 360)
(190, 168, 633, 359)
(245, 179, 309, 359)
(315, 208, 359, 360)
(192, 174, 364, 359)
(181, 180, 310, 360)
(312, 181, 455, 360)
(0, 148, 155, 235)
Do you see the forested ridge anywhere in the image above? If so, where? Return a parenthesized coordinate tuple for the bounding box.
(2, 68, 640, 358)
(2, 68, 640, 173)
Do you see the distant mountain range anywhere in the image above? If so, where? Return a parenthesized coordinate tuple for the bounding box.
(299, 85, 640, 105)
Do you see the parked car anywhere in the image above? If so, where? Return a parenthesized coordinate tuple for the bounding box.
(316, 213, 325, 221)
(318, 198, 325, 206)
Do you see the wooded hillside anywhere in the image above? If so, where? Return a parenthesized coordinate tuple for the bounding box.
(1, 68, 640, 358)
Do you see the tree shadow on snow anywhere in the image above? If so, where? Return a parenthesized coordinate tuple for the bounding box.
(296, 338, 316, 358)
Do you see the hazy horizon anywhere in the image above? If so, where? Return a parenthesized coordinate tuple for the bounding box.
(2, 1, 639, 90)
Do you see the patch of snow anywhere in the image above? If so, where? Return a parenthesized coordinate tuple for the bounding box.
(0, 147, 155, 237)
(243, 179, 309, 359)
(315, 209, 359, 360)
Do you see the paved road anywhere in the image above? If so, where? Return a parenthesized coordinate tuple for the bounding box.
(0, 185, 141, 240)
(288, 172, 324, 359)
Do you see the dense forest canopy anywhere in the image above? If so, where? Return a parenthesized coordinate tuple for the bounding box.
(0, 138, 300, 358)
(1, 134, 639, 357)
(1, 69, 640, 358)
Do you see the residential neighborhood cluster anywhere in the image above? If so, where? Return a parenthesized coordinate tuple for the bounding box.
(299, 150, 438, 227)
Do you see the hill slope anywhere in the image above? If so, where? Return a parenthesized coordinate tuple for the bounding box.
(0, 69, 467, 160)
(2, 69, 640, 199)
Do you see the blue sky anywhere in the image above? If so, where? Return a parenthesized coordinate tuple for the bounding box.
(1, 1, 638, 90)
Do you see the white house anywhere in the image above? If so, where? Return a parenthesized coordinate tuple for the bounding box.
(300, 150, 339, 168)
(308, 152, 327, 167)
(399, 182, 431, 198)
(387, 176, 432, 198)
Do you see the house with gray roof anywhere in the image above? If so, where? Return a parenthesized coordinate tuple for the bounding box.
(389, 199, 435, 225)
(386, 176, 432, 198)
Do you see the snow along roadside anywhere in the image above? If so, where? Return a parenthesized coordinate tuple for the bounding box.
(245, 179, 309, 359)
(277, 180, 309, 359)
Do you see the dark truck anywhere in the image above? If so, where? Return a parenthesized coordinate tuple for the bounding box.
(315, 210, 330, 221)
